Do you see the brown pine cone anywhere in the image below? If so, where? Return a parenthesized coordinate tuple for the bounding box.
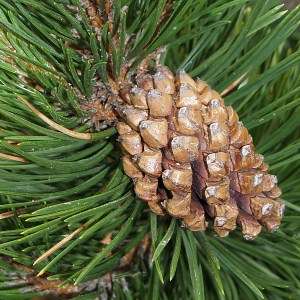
(114, 66, 284, 239)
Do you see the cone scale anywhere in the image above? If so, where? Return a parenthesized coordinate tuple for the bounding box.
(114, 66, 284, 240)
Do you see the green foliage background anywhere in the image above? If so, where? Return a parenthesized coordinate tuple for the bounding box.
(0, 0, 299, 299)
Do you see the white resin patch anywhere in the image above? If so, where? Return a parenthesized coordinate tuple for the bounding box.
(261, 203, 273, 216)
(215, 217, 227, 226)
(253, 174, 263, 186)
(241, 145, 251, 157)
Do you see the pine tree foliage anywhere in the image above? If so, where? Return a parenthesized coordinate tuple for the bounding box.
(0, 0, 299, 299)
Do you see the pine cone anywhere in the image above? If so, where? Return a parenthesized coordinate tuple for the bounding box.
(114, 66, 284, 240)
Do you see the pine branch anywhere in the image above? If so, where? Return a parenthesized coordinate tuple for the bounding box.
(0, 0, 299, 299)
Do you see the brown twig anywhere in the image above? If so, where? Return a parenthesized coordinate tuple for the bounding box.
(1, 257, 85, 298)
(0, 152, 28, 162)
(221, 71, 249, 96)
(157, 0, 174, 29)
(0, 230, 151, 298)
(0, 208, 26, 220)
(18, 96, 93, 140)
(34, 227, 85, 270)
(100, 231, 113, 245)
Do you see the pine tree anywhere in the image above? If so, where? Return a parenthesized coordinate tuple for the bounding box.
(0, 1, 299, 299)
